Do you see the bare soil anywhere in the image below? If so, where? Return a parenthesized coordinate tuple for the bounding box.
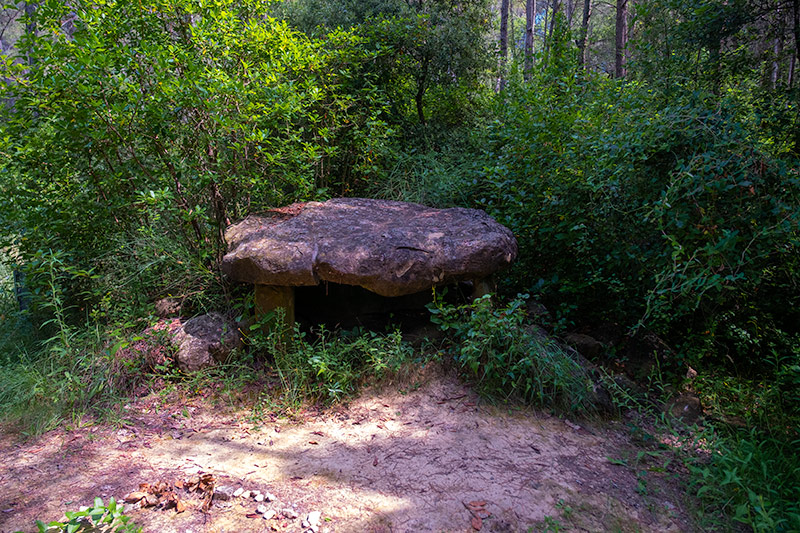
(0, 368, 694, 533)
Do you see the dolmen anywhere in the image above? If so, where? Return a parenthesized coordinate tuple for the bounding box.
(221, 198, 518, 326)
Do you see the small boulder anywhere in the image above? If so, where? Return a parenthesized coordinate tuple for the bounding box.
(213, 485, 235, 501)
(564, 333, 604, 359)
(173, 313, 242, 372)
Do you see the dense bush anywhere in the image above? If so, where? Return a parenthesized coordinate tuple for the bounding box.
(479, 71, 800, 372)
(429, 293, 596, 413)
(0, 0, 396, 317)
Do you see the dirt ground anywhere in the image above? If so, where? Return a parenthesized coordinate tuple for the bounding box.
(0, 369, 695, 533)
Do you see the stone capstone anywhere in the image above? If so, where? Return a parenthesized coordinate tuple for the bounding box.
(221, 198, 518, 297)
(172, 313, 242, 372)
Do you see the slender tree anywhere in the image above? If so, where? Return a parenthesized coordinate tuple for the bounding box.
(614, 0, 628, 78)
(498, 0, 510, 91)
(792, 0, 800, 87)
(545, 0, 560, 63)
(524, 0, 535, 79)
(576, 0, 591, 69)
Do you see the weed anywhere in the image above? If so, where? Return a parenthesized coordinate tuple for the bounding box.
(245, 313, 414, 409)
(428, 292, 595, 413)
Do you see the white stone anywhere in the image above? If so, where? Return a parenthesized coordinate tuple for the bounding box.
(307, 511, 322, 527)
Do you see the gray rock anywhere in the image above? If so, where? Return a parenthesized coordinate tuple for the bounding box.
(212, 485, 235, 501)
(173, 312, 242, 372)
(281, 508, 299, 520)
(240, 490, 251, 499)
(233, 487, 244, 498)
(222, 198, 518, 297)
(564, 332, 604, 359)
(263, 509, 277, 520)
(264, 492, 276, 502)
(256, 504, 268, 514)
(254, 493, 265, 502)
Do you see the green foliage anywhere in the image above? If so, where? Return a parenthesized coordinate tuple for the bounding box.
(248, 316, 413, 406)
(428, 293, 595, 413)
(1, 0, 396, 325)
(686, 427, 800, 532)
(480, 71, 800, 373)
(28, 497, 141, 533)
(279, 0, 492, 126)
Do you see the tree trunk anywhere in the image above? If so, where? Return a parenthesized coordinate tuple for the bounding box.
(524, 0, 535, 79)
(545, 0, 560, 62)
(576, 0, 591, 69)
(497, 0, 509, 91)
(614, 0, 628, 78)
(793, 0, 800, 87)
(510, 0, 515, 59)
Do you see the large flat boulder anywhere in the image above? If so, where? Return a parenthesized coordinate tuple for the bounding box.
(221, 198, 517, 297)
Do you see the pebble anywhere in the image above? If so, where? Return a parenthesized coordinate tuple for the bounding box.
(281, 508, 299, 520)
(233, 488, 244, 498)
(241, 491, 251, 499)
(254, 493, 265, 502)
(213, 486, 235, 501)
(307, 511, 321, 527)
(263, 509, 277, 520)
(256, 504, 268, 515)
(265, 492, 277, 502)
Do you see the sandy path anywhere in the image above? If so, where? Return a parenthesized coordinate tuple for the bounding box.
(0, 371, 692, 532)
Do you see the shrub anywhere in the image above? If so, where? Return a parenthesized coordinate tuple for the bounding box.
(428, 293, 596, 413)
(479, 72, 800, 373)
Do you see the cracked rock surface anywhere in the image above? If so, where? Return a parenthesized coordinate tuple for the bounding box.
(221, 198, 518, 297)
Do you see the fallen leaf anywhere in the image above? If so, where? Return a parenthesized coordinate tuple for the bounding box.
(175, 500, 186, 513)
(246, 513, 260, 518)
(174, 479, 184, 489)
(308, 440, 318, 445)
(471, 516, 482, 530)
(468, 500, 486, 508)
(312, 431, 325, 437)
(123, 492, 148, 503)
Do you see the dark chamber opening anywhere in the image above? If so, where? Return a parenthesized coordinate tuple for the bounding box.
(294, 281, 474, 332)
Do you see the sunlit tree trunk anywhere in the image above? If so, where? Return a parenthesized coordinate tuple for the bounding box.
(614, 0, 628, 78)
(576, 0, 591, 69)
(524, 0, 535, 79)
(497, 0, 509, 91)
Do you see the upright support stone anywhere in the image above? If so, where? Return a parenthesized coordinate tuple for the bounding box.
(255, 285, 295, 333)
(471, 277, 495, 300)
